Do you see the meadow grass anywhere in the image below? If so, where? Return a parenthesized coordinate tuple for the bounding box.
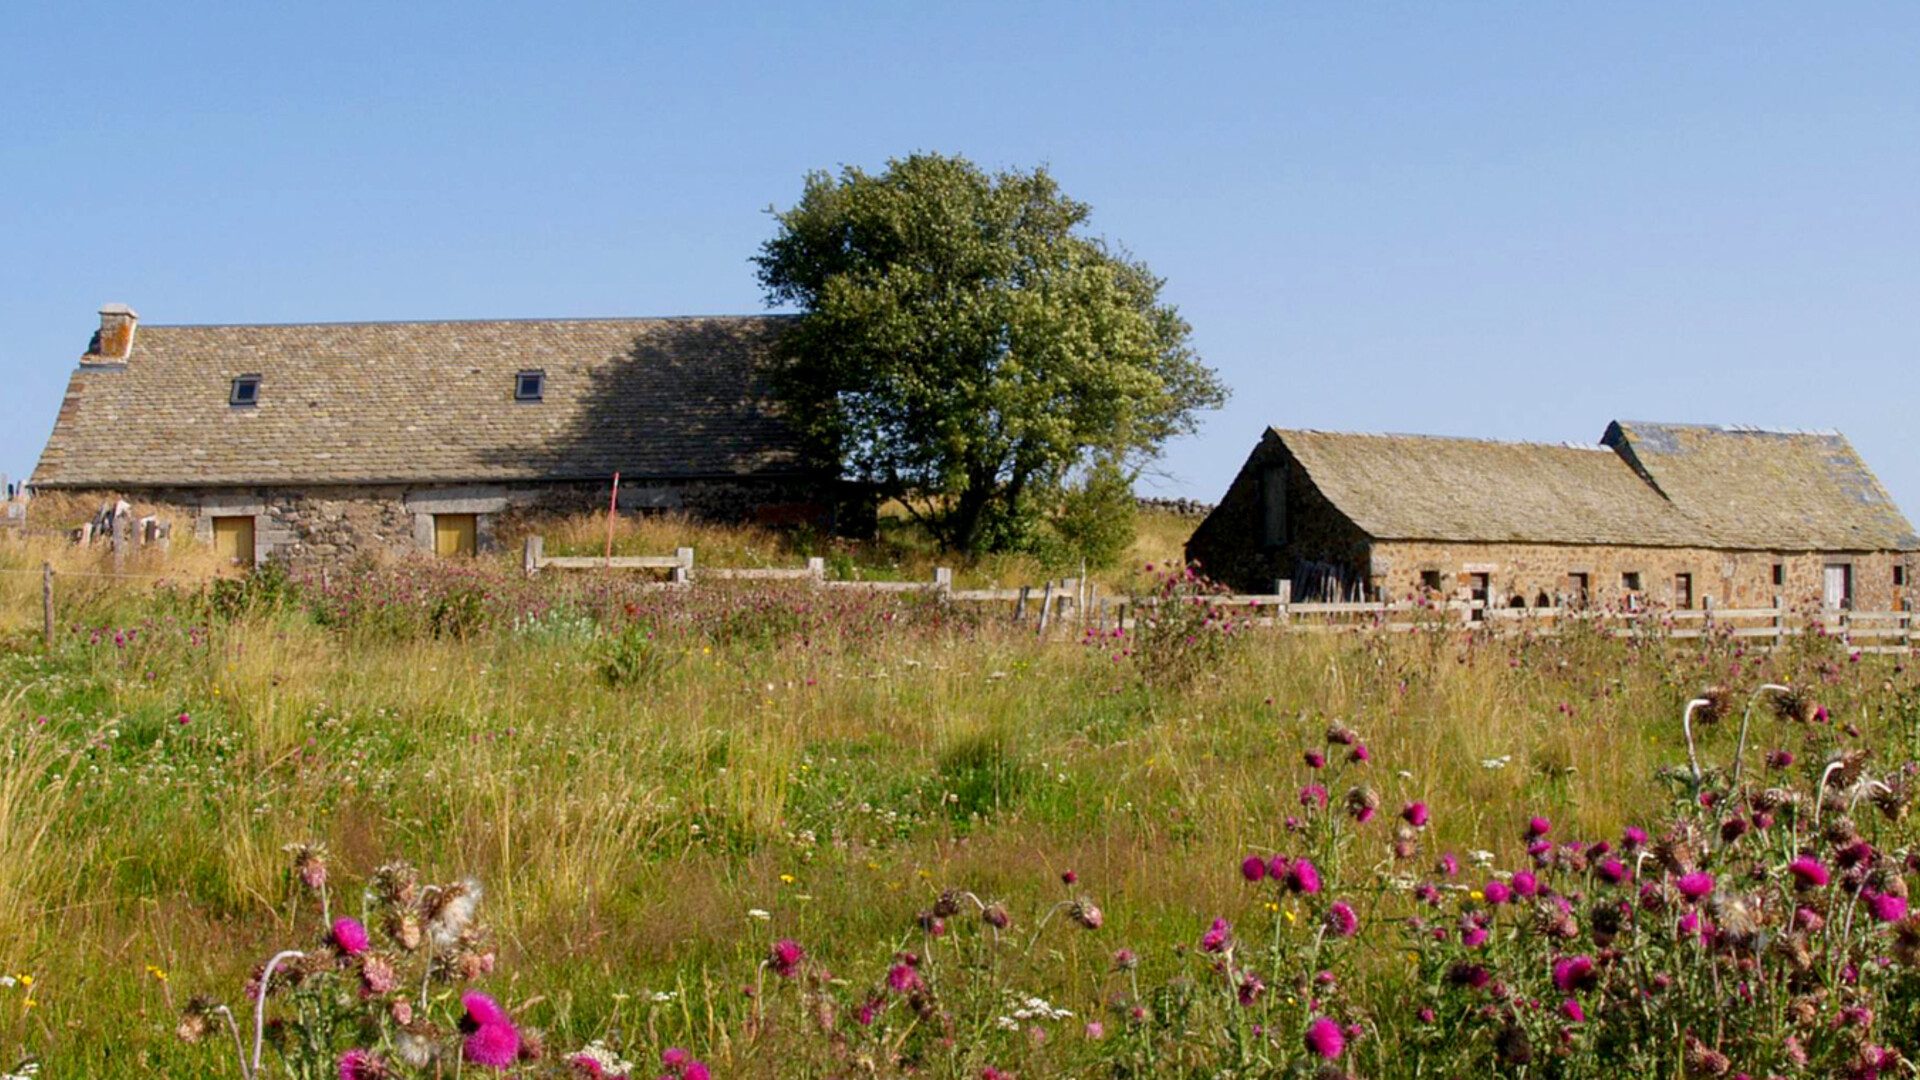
(0, 531, 1914, 1077)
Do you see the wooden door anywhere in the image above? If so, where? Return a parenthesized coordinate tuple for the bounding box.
(434, 514, 477, 557)
(211, 516, 254, 566)
(1824, 564, 1851, 610)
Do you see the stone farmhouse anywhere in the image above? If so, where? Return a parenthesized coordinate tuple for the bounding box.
(1185, 423, 1918, 612)
(31, 304, 845, 564)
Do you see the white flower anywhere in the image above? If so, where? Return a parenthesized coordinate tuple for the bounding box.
(747, 909, 772, 921)
(571, 1041, 634, 1075)
(1480, 755, 1511, 770)
(1469, 849, 1496, 867)
(996, 1016, 1020, 1030)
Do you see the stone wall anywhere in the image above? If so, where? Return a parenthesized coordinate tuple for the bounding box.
(49, 475, 844, 568)
(1370, 541, 1915, 612)
(1184, 431, 1373, 594)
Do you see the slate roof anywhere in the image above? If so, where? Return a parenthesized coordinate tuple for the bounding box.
(1605, 422, 1919, 552)
(1273, 429, 1706, 546)
(33, 315, 819, 488)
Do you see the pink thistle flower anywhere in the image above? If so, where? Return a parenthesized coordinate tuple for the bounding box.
(1446, 962, 1490, 989)
(1437, 853, 1459, 878)
(1236, 970, 1265, 1006)
(1461, 924, 1489, 948)
(856, 994, 883, 1025)
(1326, 901, 1359, 938)
(1511, 870, 1539, 897)
(1561, 999, 1585, 1022)
(338, 1049, 385, 1080)
(1299, 784, 1328, 809)
(682, 1063, 710, 1080)
(1551, 955, 1597, 994)
(1678, 910, 1702, 939)
(1348, 743, 1370, 764)
(1267, 854, 1291, 880)
(1482, 881, 1511, 905)
(1787, 857, 1830, 889)
(568, 1053, 605, 1078)
(1240, 855, 1267, 882)
(1085, 1020, 1104, 1039)
(1285, 858, 1322, 895)
(1526, 816, 1553, 839)
(1415, 883, 1442, 905)
(661, 1048, 690, 1070)
(1766, 749, 1795, 770)
(1304, 1016, 1346, 1059)
(463, 1023, 519, 1069)
(769, 938, 805, 978)
(1596, 859, 1629, 886)
(886, 964, 922, 993)
(1303, 750, 1326, 769)
(1676, 872, 1715, 901)
(1200, 917, 1232, 953)
(331, 918, 370, 955)
(1401, 802, 1430, 827)
(1870, 893, 1909, 922)
(1060, 869, 1077, 885)
(462, 992, 509, 1028)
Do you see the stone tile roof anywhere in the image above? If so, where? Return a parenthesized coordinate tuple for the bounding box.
(1605, 421, 1919, 552)
(1274, 429, 1706, 546)
(33, 315, 820, 488)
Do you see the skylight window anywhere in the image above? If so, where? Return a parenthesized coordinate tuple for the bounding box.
(515, 370, 545, 401)
(230, 375, 261, 407)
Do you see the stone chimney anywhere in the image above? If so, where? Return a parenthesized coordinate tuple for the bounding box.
(85, 303, 138, 363)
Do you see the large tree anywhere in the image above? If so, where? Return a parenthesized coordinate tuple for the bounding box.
(755, 153, 1227, 552)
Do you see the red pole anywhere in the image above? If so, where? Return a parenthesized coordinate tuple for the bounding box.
(605, 471, 621, 566)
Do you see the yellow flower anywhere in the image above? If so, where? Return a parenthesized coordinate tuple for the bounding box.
(779, 873, 797, 885)
(1264, 901, 1280, 913)
(16, 975, 31, 989)
(865, 861, 881, 872)
(1283, 908, 1297, 924)
(1470, 890, 1486, 901)
(145, 965, 168, 982)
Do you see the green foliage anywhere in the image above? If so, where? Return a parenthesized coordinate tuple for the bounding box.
(592, 623, 676, 688)
(935, 728, 1030, 822)
(205, 559, 297, 620)
(755, 152, 1227, 553)
(1042, 458, 1139, 571)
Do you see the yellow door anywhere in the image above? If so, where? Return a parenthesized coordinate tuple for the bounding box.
(434, 513, 477, 557)
(211, 516, 255, 566)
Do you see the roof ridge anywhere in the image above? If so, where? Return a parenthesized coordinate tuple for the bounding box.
(1272, 427, 1610, 451)
(140, 313, 797, 330)
(1615, 419, 1845, 439)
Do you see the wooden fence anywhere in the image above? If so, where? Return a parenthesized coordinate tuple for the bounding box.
(519, 540, 1915, 651)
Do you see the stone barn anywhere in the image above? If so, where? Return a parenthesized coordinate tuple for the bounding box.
(30, 304, 850, 565)
(1185, 423, 1918, 612)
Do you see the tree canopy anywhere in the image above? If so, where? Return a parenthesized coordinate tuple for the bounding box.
(755, 153, 1227, 553)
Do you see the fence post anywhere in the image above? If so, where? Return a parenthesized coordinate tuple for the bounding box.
(933, 566, 952, 593)
(673, 547, 694, 585)
(1277, 579, 1292, 629)
(806, 556, 826, 583)
(111, 513, 128, 572)
(523, 535, 544, 577)
(1037, 581, 1055, 636)
(1773, 595, 1785, 650)
(42, 561, 54, 649)
(1014, 586, 1030, 622)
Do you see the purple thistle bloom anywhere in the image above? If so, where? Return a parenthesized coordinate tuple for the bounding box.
(1285, 858, 1322, 895)
(1326, 901, 1359, 938)
(1869, 892, 1909, 922)
(1300, 784, 1329, 809)
(1552, 954, 1598, 993)
(463, 1022, 519, 1069)
(1303, 750, 1326, 769)
(1788, 857, 1830, 889)
(1766, 749, 1795, 770)
(886, 963, 923, 993)
(770, 938, 805, 978)
(330, 917, 370, 956)
(1241, 855, 1268, 882)
(1596, 858, 1630, 885)
(1526, 816, 1553, 839)
(1482, 881, 1511, 905)
(1348, 743, 1370, 764)
(1437, 852, 1459, 878)
(1511, 870, 1539, 897)
(1676, 872, 1715, 901)
(1200, 917, 1232, 953)
(1447, 962, 1491, 989)
(1304, 1017, 1346, 1059)
(1561, 998, 1586, 1022)
(1622, 826, 1649, 850)
(1402, 802, 1430, 828)
(1267, 854, 1291, 880)
(1461, 924, 1489, 948)
(338, 1050, 383, 1080)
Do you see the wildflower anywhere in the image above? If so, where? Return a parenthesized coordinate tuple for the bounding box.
(462, 1022, 519, 1070)
(176, 995, 215, 1044)
(982, 902, 1011, 929)
(1766, 749, 1795, 770)
(1303, 750, 1326, 769)
(1437, 852, 1459, 878)
(286, 843, 328, 892)
(1683, 1035, 1731, 1077)
(1787, 857, 1830, 889)
(1112, 948, 1138, 971)
(886, 964, 922, 993)
(1551, 955, 1598, 994)
(339, 1049, 389, 1080)
(1084, 1020, 1104, 1039)
(1401, 802, 1430, 828)
(1344, 785, 1379, 823)
(1348, 743, 1370, 764)
(769, 938, 804, 978)
(1676, 872, 1715, 901)
(1059, 870, 1078, 885)
(1326, 725, 1357, 746)
(1236, 970, 1265, 1006)
(1869, 892, 1909, 923)
(1511, 870, 1539, 897)
(1596, 858, 1629, 885)
(1326, 901, 1359, 938)
(1446, 962, 1490, 989)
(1526, 816, 1552, 839)
(1299, 784, 1329, 809)
(425, 879, 482, 949)
(1560, 999, 1585, 1022)
(1284, 858, 1322, 895)
(331, 917, 370, 956)
(1070, 899, 1104, 929)
(1622, 826, 1650, 850)
(360, 954, 397, 996)
(1240, 855, 1267, 882)
(1200, 917, 1232, 953)
(1303, 1016, 1345, 1059)
(1482, 881, 1511, 905)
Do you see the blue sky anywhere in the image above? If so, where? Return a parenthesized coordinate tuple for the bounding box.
(4, 3, 1915, 513)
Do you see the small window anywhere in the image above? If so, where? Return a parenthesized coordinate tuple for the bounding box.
(515, 370, 545, 401)
(1897, 565, 1908, 587)
(1772, 563, 1784, 587)
(1675, 573, 1693, 610)
(230, 375, 261, 406)
(1260, 466, 1286, 547)
(1419, 570, 1442, 593)
(1568, 572, 1590, 607)
(1622, 571, 1642, 593)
